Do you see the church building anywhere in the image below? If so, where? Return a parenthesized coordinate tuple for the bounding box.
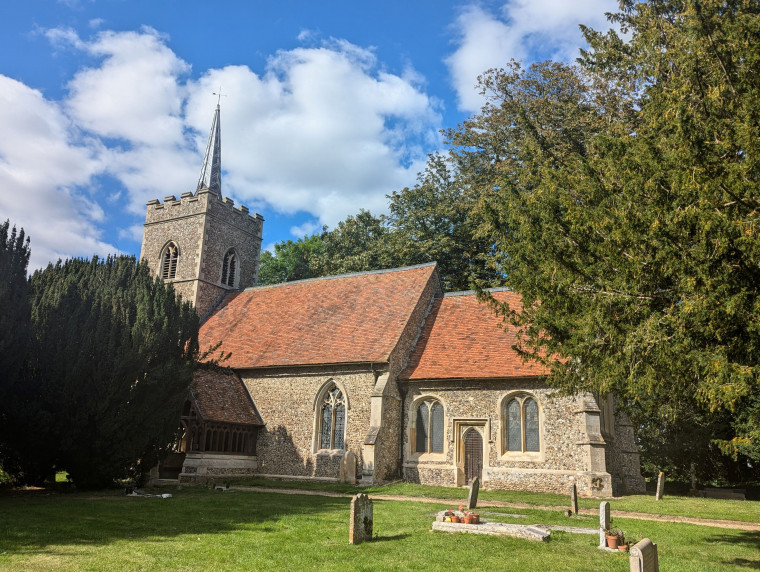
(140, 106, 645, 497)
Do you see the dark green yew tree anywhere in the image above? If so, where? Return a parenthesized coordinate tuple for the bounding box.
(0, 220, 32, 480)
(26, 256, 199, 487)
(448, 0, 760, 470)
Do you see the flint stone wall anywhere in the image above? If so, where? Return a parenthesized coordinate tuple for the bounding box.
(402, 379, 618, 496)
(140, 189, 263, 317)
(241, 365, 375, 480)
(604, 407, 646, 494)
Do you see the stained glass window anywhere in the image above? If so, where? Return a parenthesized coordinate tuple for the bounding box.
(334, 403, 345, 450)
(431, 402, 444, 453)
(507, 399, 522, 451)
(416, 402, 429, 452)
(415, 399, 444, 454)
(319, 386, 346, 450)
(320, 402, 332, 449)
(525, 398, 540, 452)
(505, 395, 540, 453)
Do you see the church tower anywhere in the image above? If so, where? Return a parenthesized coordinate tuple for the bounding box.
(139, 104, 264, 318)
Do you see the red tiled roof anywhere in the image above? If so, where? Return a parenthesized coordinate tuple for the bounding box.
(199, 264, 438, 369)
(400, 290, 550, 380)
(191, 369, 263, 425)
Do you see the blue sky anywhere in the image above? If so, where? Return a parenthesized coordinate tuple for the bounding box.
(1, 0, 617, 270)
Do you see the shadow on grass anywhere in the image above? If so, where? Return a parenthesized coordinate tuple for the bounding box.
(707, 530, 760, 569)
(372, 533, 410, 542)
(0, 486, 349, 553)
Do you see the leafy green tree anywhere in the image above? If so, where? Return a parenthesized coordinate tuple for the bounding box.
(447, 0, 760, 468)
(0, 221, 31, 480)
(18, 256, 199, 487)
(258, 235, 323, 285)
(313, 210, 397, 276)
(386, 153, 502, 291)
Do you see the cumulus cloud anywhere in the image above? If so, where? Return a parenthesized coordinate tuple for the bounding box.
(3, 26, 442, 268)
(446, 0, 618, 112)
(185, 41, 441, 229)
(0, 76, 116, 269)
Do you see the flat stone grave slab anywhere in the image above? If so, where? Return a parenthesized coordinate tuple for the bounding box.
(432, 510, 549, 542)
(532, 524, 597, 535)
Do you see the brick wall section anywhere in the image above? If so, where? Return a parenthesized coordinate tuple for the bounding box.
(140, 189, 263, 317)
(240, 365, 376, 478)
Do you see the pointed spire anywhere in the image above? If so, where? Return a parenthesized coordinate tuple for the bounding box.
(196, 104, 222, 196)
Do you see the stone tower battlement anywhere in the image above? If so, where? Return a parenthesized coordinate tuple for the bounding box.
(139, 104, 264, 318)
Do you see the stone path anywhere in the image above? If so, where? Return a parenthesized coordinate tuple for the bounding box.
(230, 486, 760, 532)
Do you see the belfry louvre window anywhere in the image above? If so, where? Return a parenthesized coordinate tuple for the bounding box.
(319, 386, 346, 450)
(505, 396, 540, 452)
(415, 399, 444, 453)
(221, 249, 237, 287)
(161, 242, 179, 279)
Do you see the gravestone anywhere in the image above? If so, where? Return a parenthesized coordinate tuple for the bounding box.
(569, 483, 578, 515)
(467, 477, 480, 510)
(340, 451, 357, 484)
(349, 493, 373, 545)
(598, 501, 610, 549)
(629, 538, 659, 572)
(655, 472, 665, 501)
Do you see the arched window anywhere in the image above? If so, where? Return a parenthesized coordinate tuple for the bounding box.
(221, 249, 238, 287)
(161, 242, 179, 279)
(319, 386, 346, 450)
(504, 395, 540, 453)
(414, 398, 444, 454)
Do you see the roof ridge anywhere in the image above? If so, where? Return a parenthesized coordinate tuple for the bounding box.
(246, 261, 438, 292)
(443, 286, 511, 298)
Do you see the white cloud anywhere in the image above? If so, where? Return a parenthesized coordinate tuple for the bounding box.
(4, 28, 442, 269)
(447, 1, 618, 112)
(64, 27, 189, 146)
(290, 221, 320, 238)
(0, 76, 117, 270)
(185, 41, 440, 228)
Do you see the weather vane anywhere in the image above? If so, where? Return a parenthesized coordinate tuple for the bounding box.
(213, 86, 227, 106)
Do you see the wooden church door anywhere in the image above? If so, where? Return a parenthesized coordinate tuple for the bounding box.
(463, 428, 483, 484)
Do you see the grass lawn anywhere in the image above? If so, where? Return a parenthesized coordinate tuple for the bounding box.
(236, 477, 760, 523)
(0, 486, 758, 571)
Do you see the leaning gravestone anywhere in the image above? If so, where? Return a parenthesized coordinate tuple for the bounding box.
(598, 501, 610, 549)
(349, 493, 373, 545)
(467, 477, 480, 510)
(570, 483, 578, 515)
(629, 538, 659, 572)
(655, 472, 665, 501)
(340, 451, 357, 484)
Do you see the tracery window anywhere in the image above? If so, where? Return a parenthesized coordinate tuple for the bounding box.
(221, 249, 238, 287)
(504, 395, 540, 453)
(161, 242, 179, 279)
(319, 386, 346, 450)
(414, 399, 444, 454)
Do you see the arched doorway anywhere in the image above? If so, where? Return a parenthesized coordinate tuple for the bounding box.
(463, 428, 483, 484)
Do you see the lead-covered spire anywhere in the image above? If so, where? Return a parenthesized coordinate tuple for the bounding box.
(196, 104, 222, 196)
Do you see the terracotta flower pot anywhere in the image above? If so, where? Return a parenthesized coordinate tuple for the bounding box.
(618, 544, 629, 552)
(464, 514, 479, 524)
(451, 515, 461, 523)
(606, 534, 620, 549)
